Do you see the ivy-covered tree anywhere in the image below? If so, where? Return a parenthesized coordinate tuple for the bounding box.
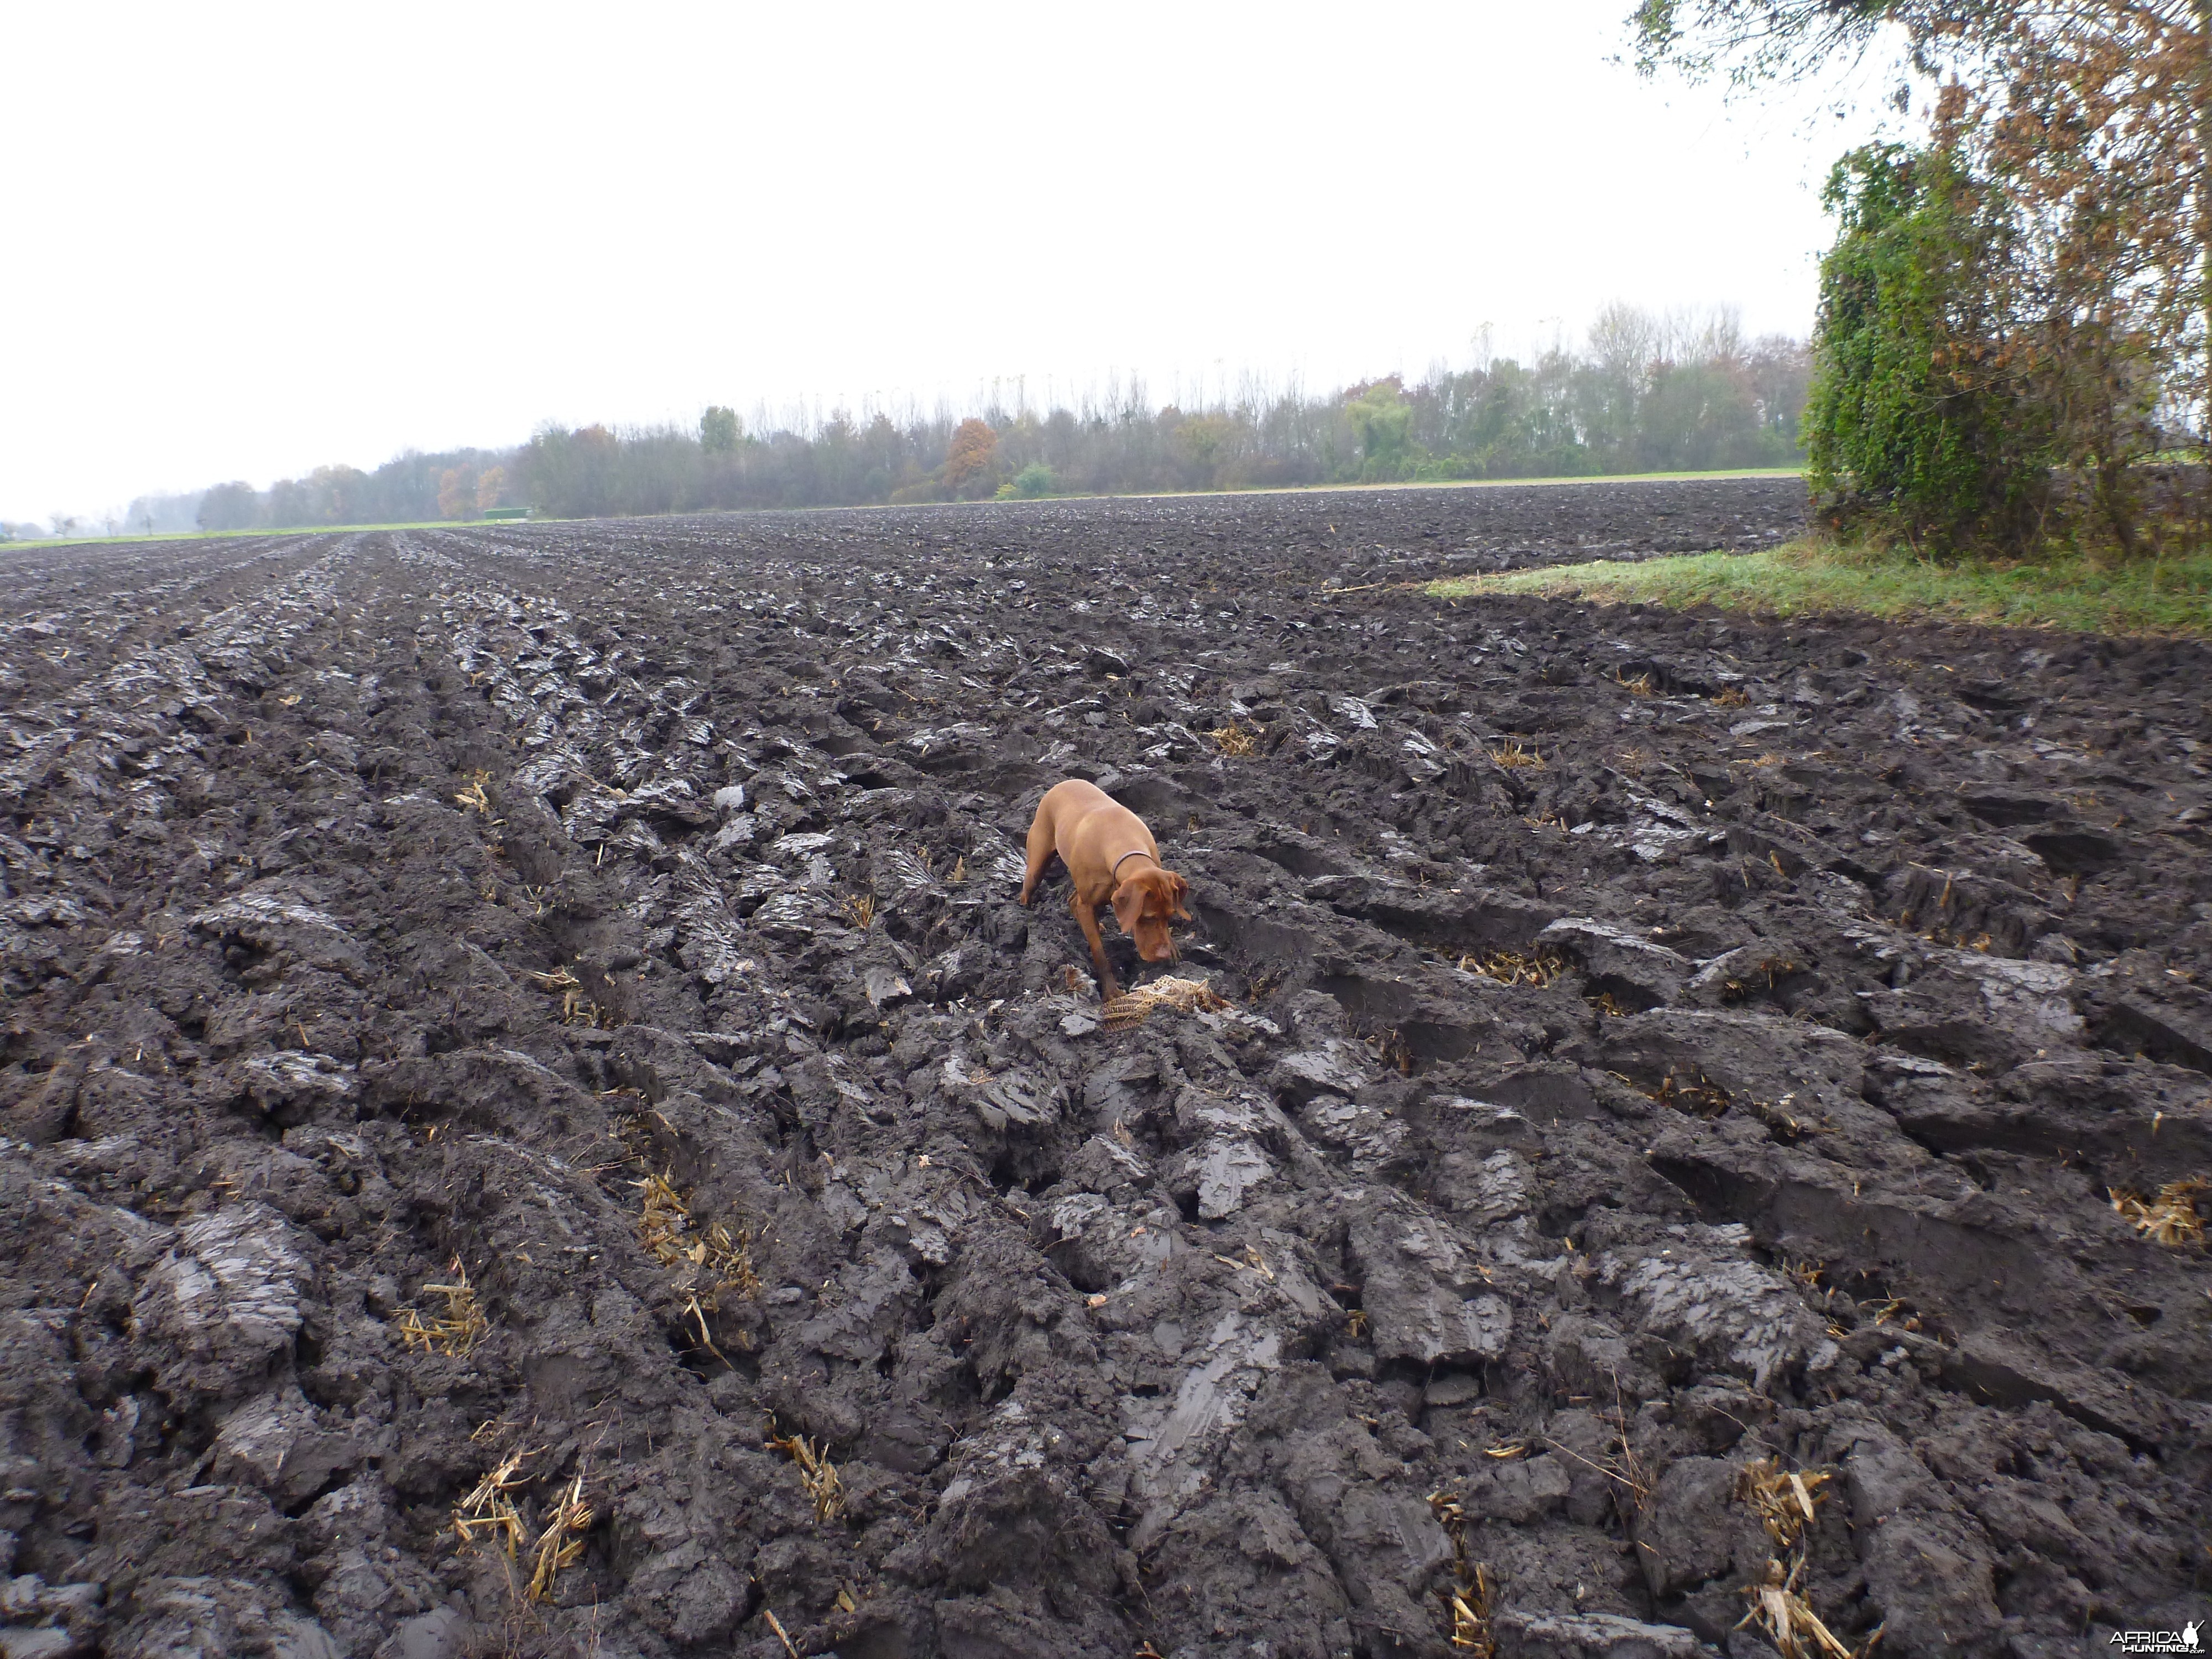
(1802, 144, 2049, 551)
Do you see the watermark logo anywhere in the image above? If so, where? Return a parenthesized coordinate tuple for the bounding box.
(2110, 1621, 2203, 1655)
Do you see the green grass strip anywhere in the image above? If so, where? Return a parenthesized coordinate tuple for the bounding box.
(1429, 538, 2212, 638)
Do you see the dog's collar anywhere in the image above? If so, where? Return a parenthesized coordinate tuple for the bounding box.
(1110, 849, 1156, 879)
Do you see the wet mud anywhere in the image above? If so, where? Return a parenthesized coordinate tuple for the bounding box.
(2, 477, 2206, 1658)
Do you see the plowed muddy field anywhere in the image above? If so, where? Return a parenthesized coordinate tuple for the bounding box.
(3, 476, 2207, 1659)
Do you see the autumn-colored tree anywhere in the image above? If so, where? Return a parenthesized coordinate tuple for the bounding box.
(943, 418, 998, 497)
(518, 423, 624, 517)
(474, 466, 506, 512)
(1941, 6, 2206, 550)
(437, 467, 477, 520)
(304, 464, 368, 524)
(1632, 0, 2208, 553)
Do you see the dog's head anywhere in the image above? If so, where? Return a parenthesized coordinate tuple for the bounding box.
(1112, 867, 1191, 962)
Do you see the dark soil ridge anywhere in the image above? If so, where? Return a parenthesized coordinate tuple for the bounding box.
(1, 476, 2206, 1659)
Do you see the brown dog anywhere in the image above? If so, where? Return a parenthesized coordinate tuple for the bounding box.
(1019, 779, 1191, 1000)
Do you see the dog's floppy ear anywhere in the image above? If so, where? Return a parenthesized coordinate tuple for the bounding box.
(1168, 872, 1192, 921)
(1112, 881, 1145, 935)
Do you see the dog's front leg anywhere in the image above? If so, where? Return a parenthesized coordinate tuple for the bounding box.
(1019, 818, 1056, 906)
(1071, 890, 1121, 1001)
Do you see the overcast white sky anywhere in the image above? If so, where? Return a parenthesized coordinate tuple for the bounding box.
(2, 2, 1905, 525)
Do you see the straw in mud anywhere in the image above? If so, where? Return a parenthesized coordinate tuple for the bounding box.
(767, 1423, 845, 1522)
(1425, 1489, 1496, 1655)
(393, 1257, 489, 1358)
(2110, 1178, 2207, 1246)
(1458, 947, 1566, 987)
(525, 1473, 593, 1603)
(1738, 1456, 1831, 1550)
(453, 1449, 528, 1557)
(1737, 1556, 1870, 1659)
(1100, 975, 1232, 1031)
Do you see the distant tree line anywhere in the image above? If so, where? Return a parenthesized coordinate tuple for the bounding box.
(523, 308, 1807, 518)
(133, 306, 1807, 531)
(126, 449, 514, 535)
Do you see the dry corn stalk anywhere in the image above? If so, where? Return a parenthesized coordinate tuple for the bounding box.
(1425, 1490, 1496, 1656)
(1441, 1564, 1497, 1656)
(1100, 975, 1233, 1031)
(638, 1171, 763, 1312)
(1650, 1069, 1731, 1116)
(1738, 1457, 1831, 1550)
(453, 773, 495, 816)
(768, 1426, 845, 1522)
(1860, 1296, 1922, 1333)
(638, 1171, 690, 1262)
(454, 1449, 529, 1557)
(523, 963, 614, 1027)
(394, 1258, 490, 1358)
(701, 1218, 763, 1300)
(1207, 722, 1259, 757)
(841, 893, 877, 930)
(1488, 739, 1545, 769)
(2110, 1178, 2208, 1246)
(525, 1472, 593, 1603)
(1458, 948, 1567, 988)
(561, 985, 613, 1028)
(1738, 1557, 1863, 1659)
